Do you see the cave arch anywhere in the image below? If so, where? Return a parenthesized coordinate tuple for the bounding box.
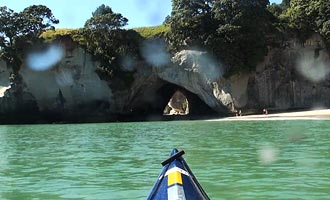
(155, 82, 217, 118)
(163, 90, 189, 115)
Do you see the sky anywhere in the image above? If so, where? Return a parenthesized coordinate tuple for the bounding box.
(0, 0, 283, 29)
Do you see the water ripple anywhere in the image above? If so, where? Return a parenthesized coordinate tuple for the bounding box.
(0, 121, 329, 199)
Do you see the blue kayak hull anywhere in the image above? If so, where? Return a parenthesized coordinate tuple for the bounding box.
(147, 149, 210, 200)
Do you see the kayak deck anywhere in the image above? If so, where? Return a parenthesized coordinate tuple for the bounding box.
(147, 149, 210, 200)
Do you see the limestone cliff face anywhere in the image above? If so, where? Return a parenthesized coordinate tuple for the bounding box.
(230, 34, 330, 111)
(19, 46, 113, 111)
(158, 34, 330, 114)
(0, 44, 116, 122)
(0, 60, 12, 97)
(0, 34, 329, 122)
(157, 50, 235, 113)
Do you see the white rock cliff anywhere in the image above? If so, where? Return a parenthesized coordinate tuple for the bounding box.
(0, 34, 329, 122)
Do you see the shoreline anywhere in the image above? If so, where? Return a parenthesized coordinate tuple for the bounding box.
(207, 109, 330, 121)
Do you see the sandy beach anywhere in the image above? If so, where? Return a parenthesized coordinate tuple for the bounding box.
(208, 109, 330, 121)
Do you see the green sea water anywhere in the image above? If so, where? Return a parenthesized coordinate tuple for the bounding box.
(0, 120, 329, 200)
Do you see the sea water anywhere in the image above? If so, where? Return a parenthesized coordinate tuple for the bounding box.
(0, 120, 329, 199)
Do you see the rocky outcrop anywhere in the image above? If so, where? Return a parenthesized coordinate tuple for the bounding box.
(230, 34, 330, 112)
(157, 50, 235, 113)
(0, 34, 329, 123)
(0, 60, 11, 98)
(19, 46, 113, 112)
(157, 34, 330, 114)
(0, 45, 115, 122)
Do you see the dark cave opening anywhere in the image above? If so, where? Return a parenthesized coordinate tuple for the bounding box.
(121, 80, 219, 122)
(155, 83, 218, 118)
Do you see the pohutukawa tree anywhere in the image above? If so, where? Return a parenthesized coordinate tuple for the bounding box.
(209, 0, 274, 74)
(286, 0, 330, 43)
(0, 5, 59, 71)
(167, 0, 274, 76)
(0, 5, 58, 111)
(85, 4, 128, 30)
(82, 4, 129, 61)
(167, 0, 215, 50)
(81, 4, 141, 83)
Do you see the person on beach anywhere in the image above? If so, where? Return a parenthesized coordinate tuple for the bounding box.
(235, 109, 242, 116)
(263, 108, 268, 115)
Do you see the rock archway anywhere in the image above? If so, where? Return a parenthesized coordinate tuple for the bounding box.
(163, 90, 189, 115)
(117, 79, 220, 121)
(155, 82, 217, 118)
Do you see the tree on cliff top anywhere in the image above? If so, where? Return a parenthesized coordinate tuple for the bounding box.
(81, 4, 141, 84)
(167, 0, 214, 50)
(268, 0, 290, 17)
(82, 4, 130, 67)
(167, 0, 273, 75)
(286, 0, 330, 44)
(286, 0, 319, 38)
(0, 5, 58, 70)
(211, 0, 274, 74)
(85, 4, 128, 30)
(0, 5, 58, 108)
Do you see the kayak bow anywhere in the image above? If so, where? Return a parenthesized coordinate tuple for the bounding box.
(147, 149, 210, 200)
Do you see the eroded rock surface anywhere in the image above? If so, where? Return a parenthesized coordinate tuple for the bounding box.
(157, 50, 235, 113)
(231, 34, 330, 111)
(0, 34, 329, 122)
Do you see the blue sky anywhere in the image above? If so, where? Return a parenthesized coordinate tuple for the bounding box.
(0, 0, 282, 29)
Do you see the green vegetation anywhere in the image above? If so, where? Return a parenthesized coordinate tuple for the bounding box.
(1, 1, 330, 83)
(166, 0, 275, 75)
(133, 25, 170, 38)
(211, 0, 274, 75)
(41, 28, 87, 45)
(78, 4, 143, 87)
(41, 25, 170, 42)
(166, 0, 214, 50)
(39, 8, 169, 83)
(0, 5, 58, 72)
(286, 0, 330, 42)
(41, 29, 77, 41)
(165, 0, 330, 76)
